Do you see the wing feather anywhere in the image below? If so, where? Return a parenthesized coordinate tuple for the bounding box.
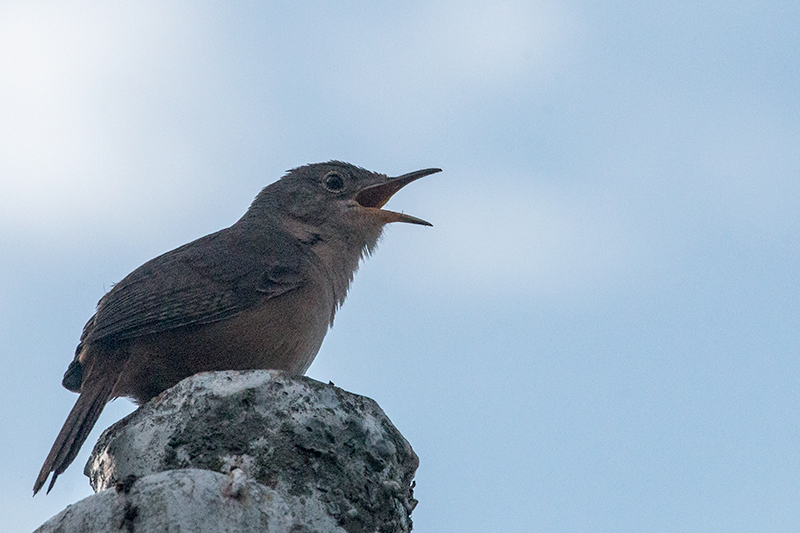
(86, 223, 309, 343)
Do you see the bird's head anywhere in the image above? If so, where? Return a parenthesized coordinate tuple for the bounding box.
(248, 161, 439, 251)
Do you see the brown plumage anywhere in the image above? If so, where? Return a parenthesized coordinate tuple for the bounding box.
(34, 162, 439, 494)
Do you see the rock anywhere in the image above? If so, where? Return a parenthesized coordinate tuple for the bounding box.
(36, 370, 419, 533)
(35, 468, 344, 533)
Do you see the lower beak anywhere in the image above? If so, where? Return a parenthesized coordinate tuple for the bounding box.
(355, 168, 441, 226)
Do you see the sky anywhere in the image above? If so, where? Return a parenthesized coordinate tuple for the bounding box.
(1, 1, 799, 531)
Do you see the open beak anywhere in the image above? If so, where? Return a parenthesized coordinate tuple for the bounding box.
(354, 167, 441, 226)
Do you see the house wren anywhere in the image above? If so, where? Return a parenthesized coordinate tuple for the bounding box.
(34, 161, 439, 495)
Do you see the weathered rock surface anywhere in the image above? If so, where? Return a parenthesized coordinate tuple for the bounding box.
(35, 370, 418, 533)
(35, 468, 345, 533)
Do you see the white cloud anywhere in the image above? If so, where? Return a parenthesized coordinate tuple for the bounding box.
(412, 0, 570, 87)
(388, 175, 637, 301)
(0, 2, 208, 239)
(309, 0, 575, 138)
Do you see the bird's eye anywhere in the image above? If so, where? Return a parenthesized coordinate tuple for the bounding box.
(323, 172, 345, 192)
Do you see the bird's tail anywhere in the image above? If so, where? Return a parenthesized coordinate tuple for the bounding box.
(33, 375, 115, 495)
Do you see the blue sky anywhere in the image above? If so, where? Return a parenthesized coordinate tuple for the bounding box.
(2, 1, 799, 531)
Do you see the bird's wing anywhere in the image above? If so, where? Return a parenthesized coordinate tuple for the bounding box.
(87, 224, 311, 343)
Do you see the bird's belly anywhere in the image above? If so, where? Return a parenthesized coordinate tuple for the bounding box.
(114, 285, 333, 403)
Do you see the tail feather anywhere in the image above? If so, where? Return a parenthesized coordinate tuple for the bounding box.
(33, 377, 115, 495)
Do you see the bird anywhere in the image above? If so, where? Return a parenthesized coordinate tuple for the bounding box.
(34, 161, 439, 495)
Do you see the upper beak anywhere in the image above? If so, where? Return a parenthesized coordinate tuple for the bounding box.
(354, 168, 441, 226)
